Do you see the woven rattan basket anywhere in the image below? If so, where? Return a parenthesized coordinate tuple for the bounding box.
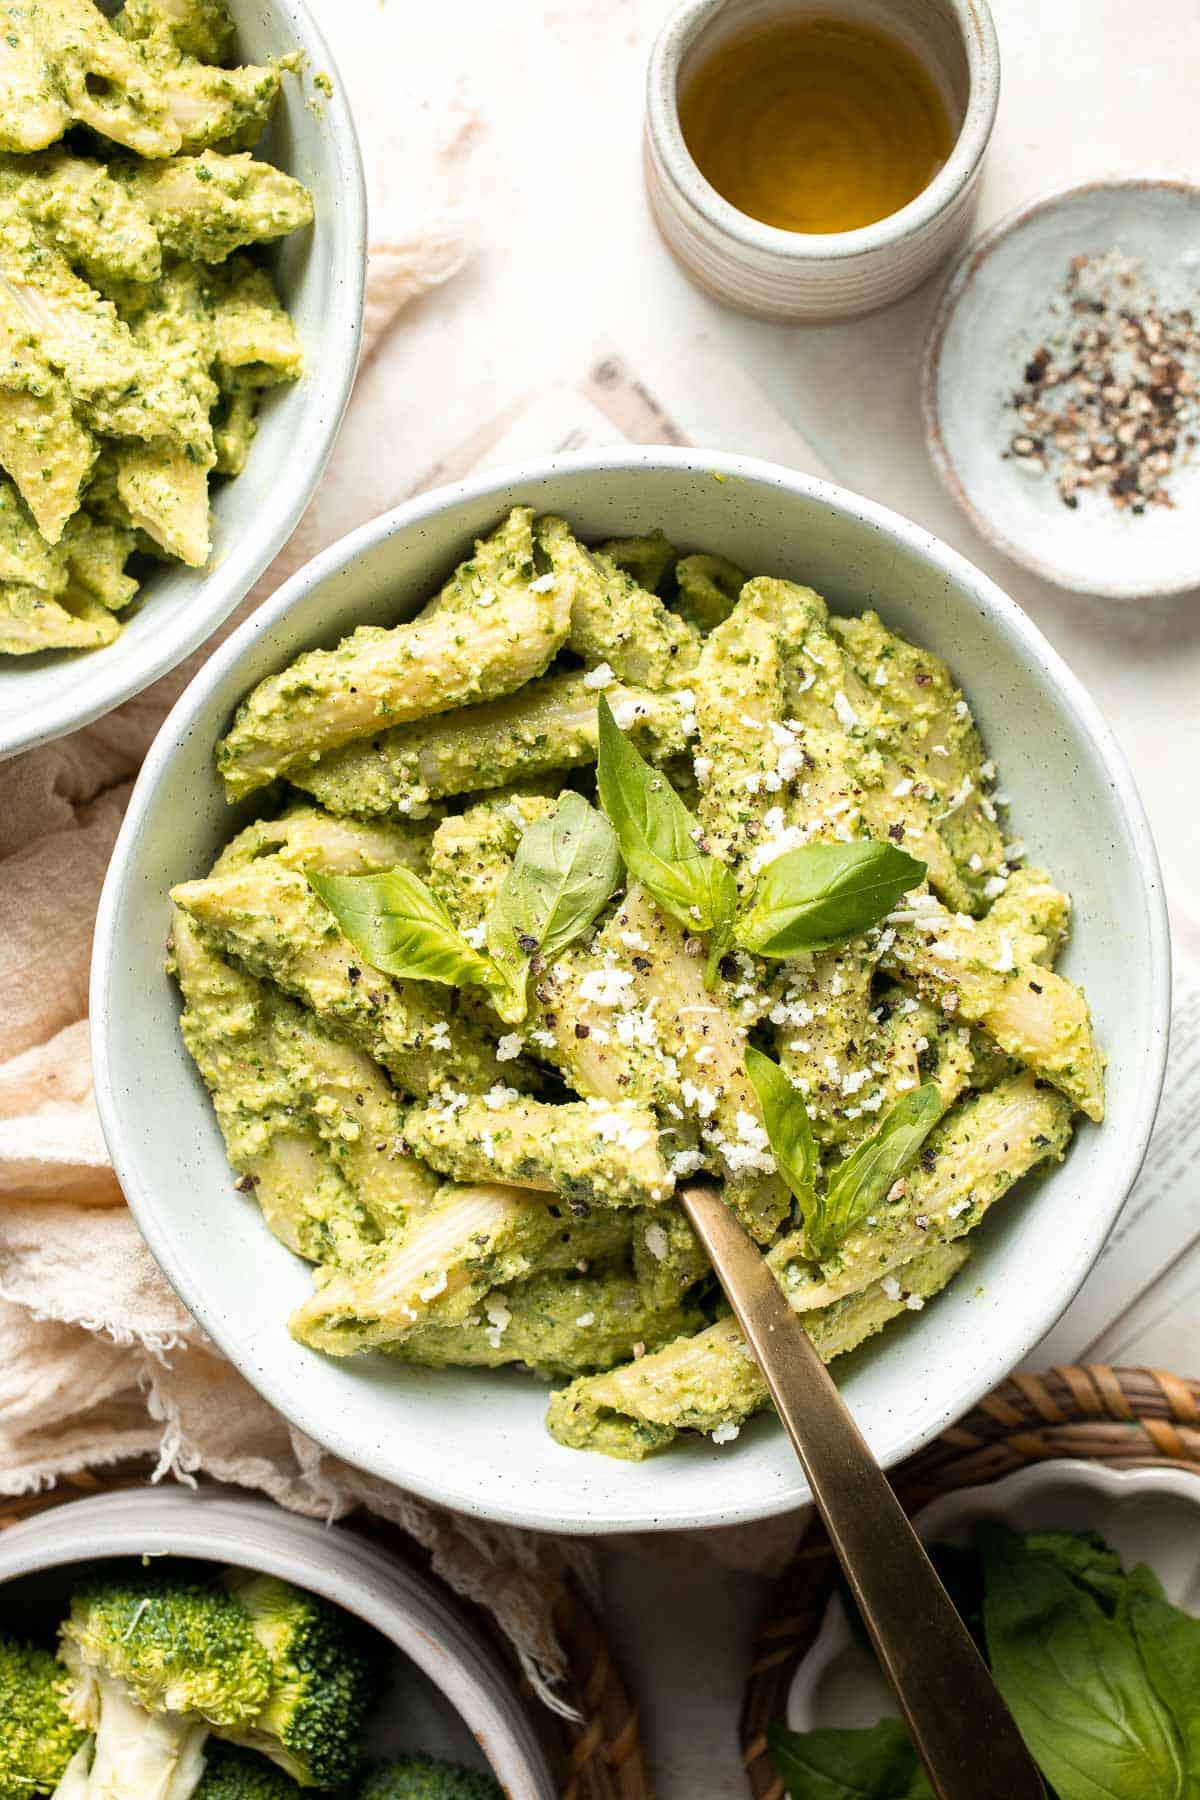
(741, 1364, 1200, 1800)
(0, 1467, 650, 1800)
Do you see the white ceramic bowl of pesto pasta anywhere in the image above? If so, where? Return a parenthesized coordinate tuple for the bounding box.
(0, 0, 365, 761)
(91, 446, 1171, 1534)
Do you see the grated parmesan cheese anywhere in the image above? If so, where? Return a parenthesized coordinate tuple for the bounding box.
(832, 690, 859, 730)
(644, 1223, 670, 1260)
(578, 966, 635, 1007)
(483, 1294, 512, 1347)
(483, 1083, 521, 1110)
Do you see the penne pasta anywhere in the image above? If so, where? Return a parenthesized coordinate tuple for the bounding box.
(172, 508, 1103, 1461)
(0, 0, 310, 660)
(405, 1095, 671, 1210)
(217, 510, 574, 798)
(546, 1240, 970, 1458)
(288, 670, 688, 820)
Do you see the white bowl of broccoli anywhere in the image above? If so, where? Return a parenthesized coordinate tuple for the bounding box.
(0, 1485, 553, 1798)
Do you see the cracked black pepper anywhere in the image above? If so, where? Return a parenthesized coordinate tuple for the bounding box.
(1004, 249, 1199, 513)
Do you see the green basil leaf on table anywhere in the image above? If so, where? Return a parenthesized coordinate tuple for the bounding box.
(744, 1046, 818, 1237)
(737, 840, 927, 958)
(486, 792, 621, 1020)
(596, 692, 738, 981)
(813, 1084, 942, 1261)
(308, 867, 505, 999)
(767, 1719, 933, 1800)
(980, 1521, 1188, 1800)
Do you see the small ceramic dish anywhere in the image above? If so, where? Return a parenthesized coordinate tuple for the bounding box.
(0, 0, 366, 761)
(91, 446, 1170, 1535)
(924, 177, 1200, 599)
(0, 1486, 555, 1797)
(788, 1459, 1200, 1732)
(644, 0, 1000, 322)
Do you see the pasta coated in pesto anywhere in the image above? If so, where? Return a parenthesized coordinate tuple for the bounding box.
(0, 0, 312, 656)
(174, 506, 1106, 1459)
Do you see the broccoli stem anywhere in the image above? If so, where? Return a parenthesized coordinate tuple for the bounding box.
(51, 1742, 93, 1799)
(63, 1671, 209, 1800)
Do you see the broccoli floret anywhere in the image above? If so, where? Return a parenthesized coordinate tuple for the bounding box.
(220, 1571, 376, 1789)
(57, 1571, 272, 1800)
(357, 1754, 503, 1800)
(0, 1634, 86, 1797)
(197, 1740, 306, 1797)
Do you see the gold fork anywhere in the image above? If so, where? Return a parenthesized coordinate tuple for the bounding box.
(679, 1182, 1046, 1800)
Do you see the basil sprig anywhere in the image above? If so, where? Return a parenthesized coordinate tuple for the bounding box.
(486, 791, 621, 1016)
(980, 1524, 1189, 1800)
(745, 1049, 940, 1261)
(309, 793, 620, 1025)
(1126, 1580, 1200, 1777)
(744, 1046, 818, 1241)
(596, 692, 737, 981)
(595, 698, 925, 977)
(736, 840, 926, 958)
(816, 1083, 942, 1259)
(309, 865, 504, 997)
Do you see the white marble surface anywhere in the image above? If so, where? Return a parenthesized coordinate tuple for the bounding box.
(308, 3, 1200, 1791)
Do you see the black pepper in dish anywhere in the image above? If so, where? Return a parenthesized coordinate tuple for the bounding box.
(1004, 250, 1198, 512)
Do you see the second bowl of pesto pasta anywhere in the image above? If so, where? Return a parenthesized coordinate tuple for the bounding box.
(91, 446, 1170, 1534)
(0, 0, 365, 758)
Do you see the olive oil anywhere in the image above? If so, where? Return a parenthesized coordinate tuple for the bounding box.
(678, 17, 954, 235)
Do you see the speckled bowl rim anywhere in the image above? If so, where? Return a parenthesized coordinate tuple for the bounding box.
(922, 174, 1200, 600)
(0, 1487, 556, 1797)
(0, 0, 367, 760)
(645, 0, 1000, 265)
(91, 444, 1172, 1535)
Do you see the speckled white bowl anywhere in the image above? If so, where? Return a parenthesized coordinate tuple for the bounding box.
(0, 1487, 555, 1797)
(924, 177, 1200, 599)
(788, 1460, 1200, 1732)
(91, 446, 1170, 1535)
(0, 0, 366, 760)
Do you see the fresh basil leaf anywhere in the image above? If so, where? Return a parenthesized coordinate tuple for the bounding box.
(308, 868, 503, 998)
(1025, 1532, 1130, 1614)
(980, 1522, 1187, 1800)
(737, 840, 927, 958)
(767, 1719, 933, 1800)
(596, 692, 738, 974)
(744, 1046, 818, 1237)
(486, 792, 621, 1020)
(813, 1084, 942, 1260)
(1125, 1576, 1200, 1778)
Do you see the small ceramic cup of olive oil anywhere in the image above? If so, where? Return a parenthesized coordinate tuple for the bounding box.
(644, 0, 999, 321)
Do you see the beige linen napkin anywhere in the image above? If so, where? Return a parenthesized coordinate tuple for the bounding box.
(0, 74, 589, 1703)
